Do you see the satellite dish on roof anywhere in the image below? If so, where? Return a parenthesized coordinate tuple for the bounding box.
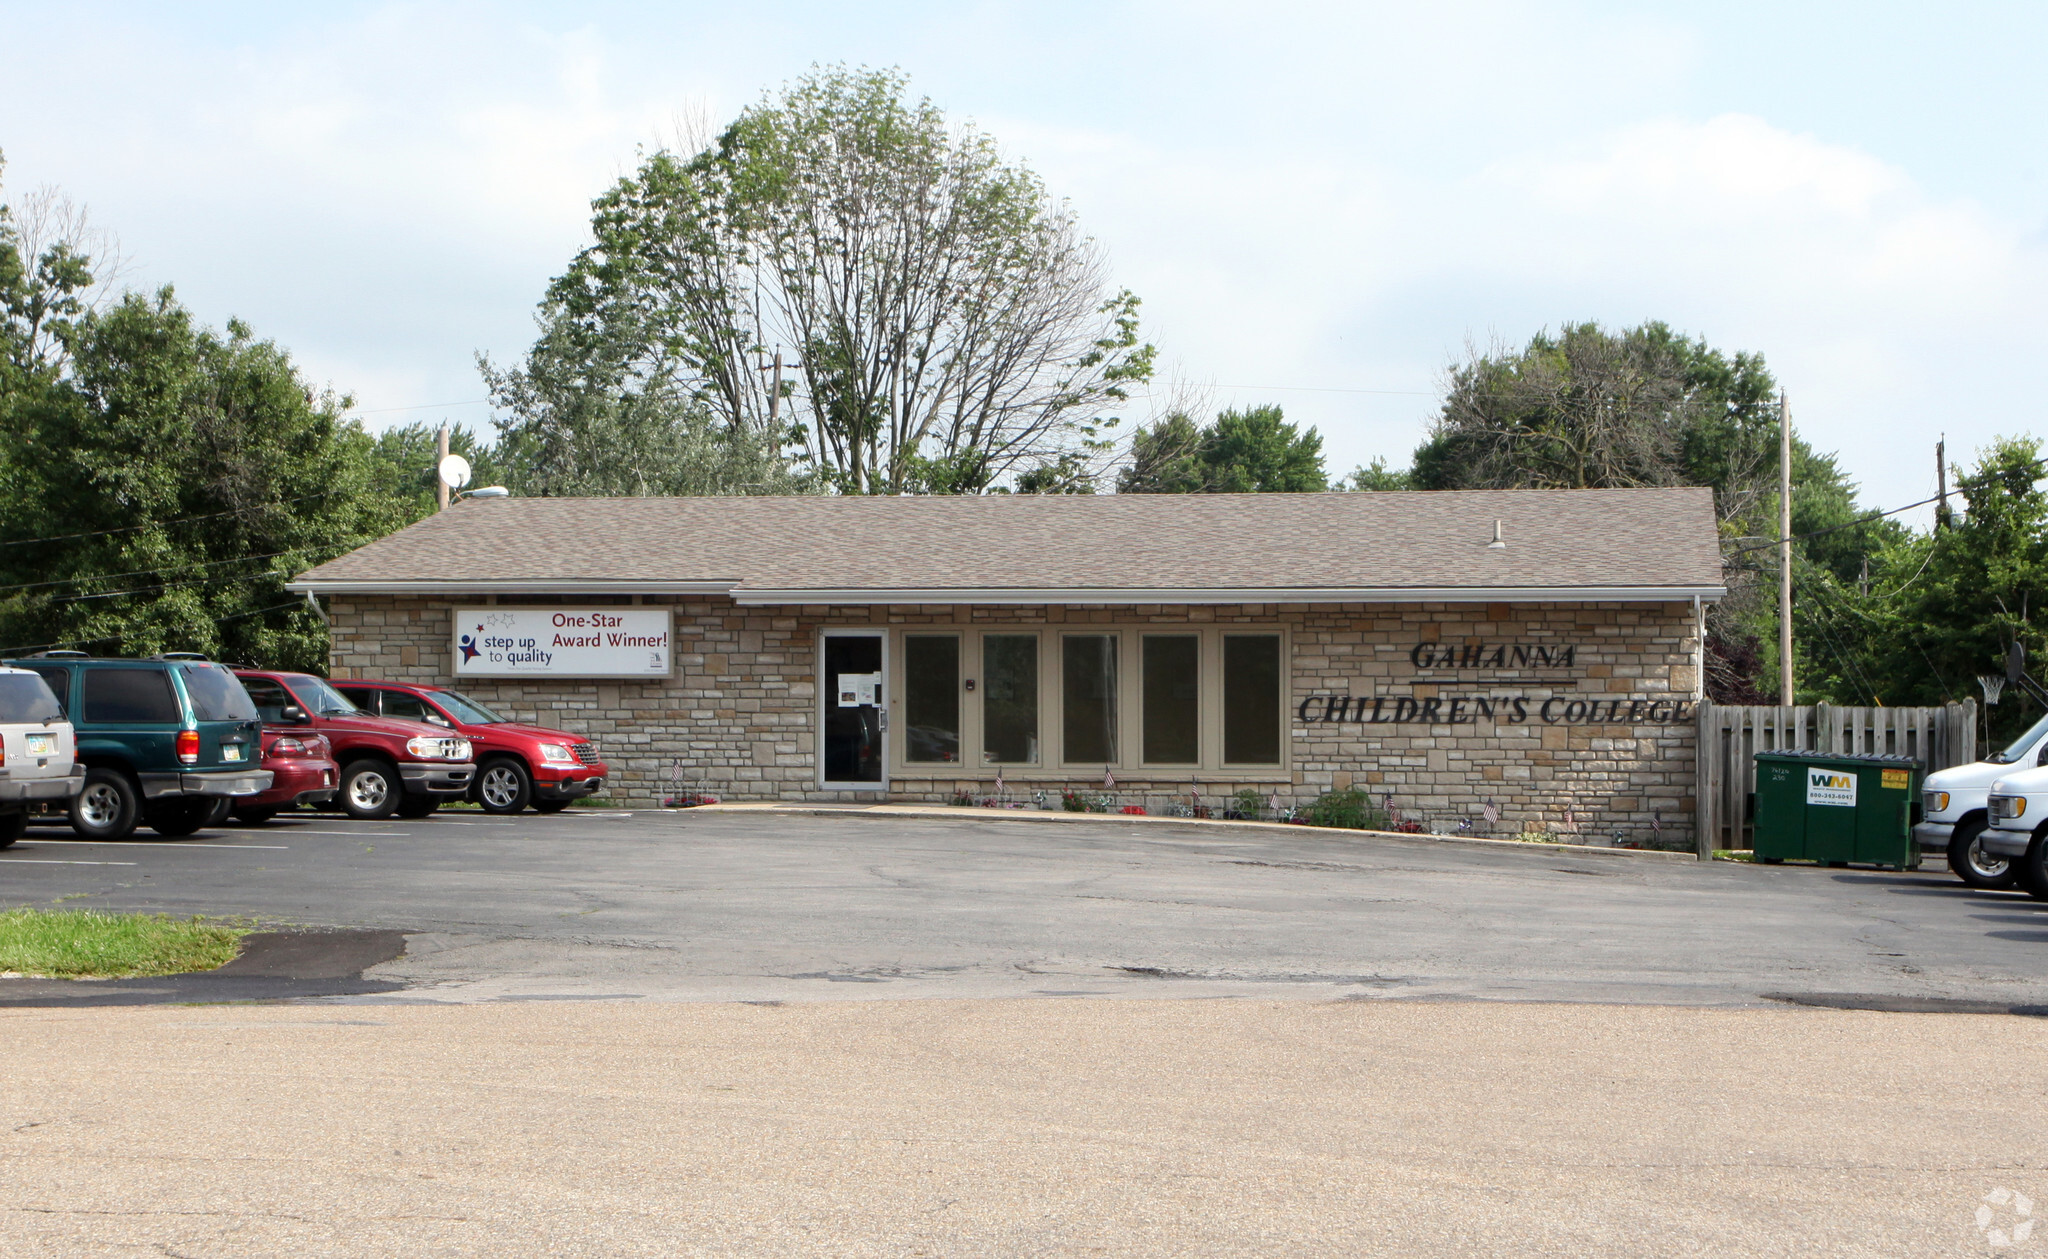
(437, 454, 473, 490)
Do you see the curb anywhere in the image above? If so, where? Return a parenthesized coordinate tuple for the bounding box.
(678, 802, 1703, 862)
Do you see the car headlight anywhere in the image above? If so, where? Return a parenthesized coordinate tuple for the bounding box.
(407, 736, 468, 760)
(451, 738, 472, 761)
(538, 742, 576, 764)
(1926, 791, 1950, 814)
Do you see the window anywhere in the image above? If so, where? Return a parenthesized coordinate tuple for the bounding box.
(26, 667, 69, 715)
(334, 686, 378, 714)
(382, 691, 441, 724)
(903, 635, 961, 764)
(1141, 635, 1200, 764)
(1223, 634, 1282, 765)
(181, 664, 258, 722)
(282, 676, 360, 717)
(240, 676, 299, 724)
(982, 634, 1039, 764)
(81, 668, 180, 724)
(0, 674, 64, 724)
(1062, 634, 1118, 764)
(431, 690, 507, 724)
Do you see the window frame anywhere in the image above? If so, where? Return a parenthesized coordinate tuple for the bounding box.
(887, 624, 1289, 779)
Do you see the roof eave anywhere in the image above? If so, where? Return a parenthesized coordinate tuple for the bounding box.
(728, 585, 1727, 606)
(286, 579, 738, 596)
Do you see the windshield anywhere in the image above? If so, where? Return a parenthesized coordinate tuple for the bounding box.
(284, 676, 360, 717)
(181, 664, 259, 722)
(430, 689, 508, 725)
(0, 673, 64, 723)
(1989, 712, 2048, 764)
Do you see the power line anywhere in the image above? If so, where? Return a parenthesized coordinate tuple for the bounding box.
(0, 492, 336, 550)
(1210, 383, 1433, 397)
(0, 599, 309, 658)
(347, 398, 492, 416)
(0, 550, 304, 596)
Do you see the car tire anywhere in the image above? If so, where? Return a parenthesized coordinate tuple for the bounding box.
(1947, 816, 2016, 890)
(339, 760, 402, 820)
(2017, 831, 2048, 902)
(233, 806, 280, 825)
(0, 811, 25, 850)
(395, 795, 440, 819)
(147, 798, 215, 838)
(476, 759, 531, 815)
(532, 798, 570, 814)
(70, 768, 140, 841)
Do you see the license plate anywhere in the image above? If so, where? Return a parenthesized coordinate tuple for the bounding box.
(25, 734, 53, 755)
(223, 745, 244, 762)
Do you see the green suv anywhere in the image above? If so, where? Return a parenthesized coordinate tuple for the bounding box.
(6, 653, 272, 839)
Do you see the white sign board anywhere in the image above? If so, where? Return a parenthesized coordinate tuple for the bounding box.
(453, 608, 672, 677)
(1805, 767, 1857, 808)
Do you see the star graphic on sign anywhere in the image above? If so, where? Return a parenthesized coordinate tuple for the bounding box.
(458, 625, 482, 663)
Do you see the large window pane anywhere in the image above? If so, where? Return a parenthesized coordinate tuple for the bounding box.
(1062, 635, 1119, 764)
(1142, 635, 1201, 764)
(1223, 635, 1282, 764)
(903, 635, 961, 764)
(982, 634, 1039, 764)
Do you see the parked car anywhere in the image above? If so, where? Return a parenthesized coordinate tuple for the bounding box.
(331, 681, 607, 814)
(4, 653, 271, 839)
(232, 670, 473, 820)
(1915, 712, 2048, 889)
(228, 724, 340, 824)
(1984, 764, 2048, 900)
(0, 665, 83, 848)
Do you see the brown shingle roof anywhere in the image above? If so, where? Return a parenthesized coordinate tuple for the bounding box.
(289, 489, 1725, 604)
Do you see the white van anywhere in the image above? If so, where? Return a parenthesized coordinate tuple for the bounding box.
(0, 665, 81, 848)
(1917, 713, 2048, 888)
(1984, 759, 2048, 899)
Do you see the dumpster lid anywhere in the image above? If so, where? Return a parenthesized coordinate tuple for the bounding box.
(1753, 749, 1923, 769)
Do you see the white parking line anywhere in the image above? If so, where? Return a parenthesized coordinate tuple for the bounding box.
(24, 841, 289, 850)
(0, 859, 138, 866)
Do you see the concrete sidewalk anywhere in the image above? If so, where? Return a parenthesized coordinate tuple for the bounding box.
(3, 998, 2039, 1256)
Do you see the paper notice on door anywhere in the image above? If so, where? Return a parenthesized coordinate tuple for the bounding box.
(837, 673, 881, 707)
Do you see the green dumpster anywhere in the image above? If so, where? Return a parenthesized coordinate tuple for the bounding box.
(1752, 750, 1922, 868)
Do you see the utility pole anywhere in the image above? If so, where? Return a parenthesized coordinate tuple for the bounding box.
(435, 424, 450, 511)
(768, 348, 783, 426)
(1936, 436, 1950, 530)
(1779, 391, 1794, 706)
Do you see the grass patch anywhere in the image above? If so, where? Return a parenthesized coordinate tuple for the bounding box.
(0, 909, 249, 979)
(1714, 849, 1757, 863)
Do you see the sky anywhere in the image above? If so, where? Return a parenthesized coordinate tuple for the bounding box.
(4, 1, 2045, 519)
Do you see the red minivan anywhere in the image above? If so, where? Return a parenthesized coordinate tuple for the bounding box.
(332, 681, 608, 815)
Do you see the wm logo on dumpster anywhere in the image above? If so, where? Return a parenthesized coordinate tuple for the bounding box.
(1806, 769, 1857, 808)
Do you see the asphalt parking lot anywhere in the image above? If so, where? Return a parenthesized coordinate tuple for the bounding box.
(4, 805, 2047, 1007)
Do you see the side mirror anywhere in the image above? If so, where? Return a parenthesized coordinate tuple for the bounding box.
(427, 715, 451, 727)
(281, 705, 309, 724)
(2036, 742, 2048, 768)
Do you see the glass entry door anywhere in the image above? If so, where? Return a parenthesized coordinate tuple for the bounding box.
(821, 632, 885, 788)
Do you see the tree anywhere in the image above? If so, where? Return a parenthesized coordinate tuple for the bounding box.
(0, 289, 416, 668)
(1341, 458, 1412, 491)
(1406, 321, 1915, 702)
(493, 65, 1154, 496)
(1118, 405, 1326, 494)
(364, 421, 508, 516)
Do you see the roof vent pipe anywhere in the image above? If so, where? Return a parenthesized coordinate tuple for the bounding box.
(1487, 519, 1506, 549)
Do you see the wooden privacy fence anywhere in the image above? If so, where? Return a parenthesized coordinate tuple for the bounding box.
(1694, 700, 1978, 856)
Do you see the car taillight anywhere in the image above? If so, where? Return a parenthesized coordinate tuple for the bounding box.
(177, 729, 200, 765)
(270, 737, 308, 758)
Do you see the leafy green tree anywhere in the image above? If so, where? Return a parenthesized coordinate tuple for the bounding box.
(1118, 405, 1325, 494)
(494, 65, 1154, 496)
(0, 289, 416, 668)
(1342, 457, 1412, 491)
(363, 421, 507, 516)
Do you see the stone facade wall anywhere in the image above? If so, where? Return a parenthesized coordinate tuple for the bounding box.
(324, 595, 1701, 845)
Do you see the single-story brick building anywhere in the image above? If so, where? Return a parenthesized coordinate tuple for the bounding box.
(288, 488, 1723, 842)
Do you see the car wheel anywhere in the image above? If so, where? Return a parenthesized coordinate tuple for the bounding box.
(340, 760, 402, 820)
(0, 811, 24, 850)
(2018, 832, 2048, 902)
(476, 759, 531, 814)
(395, 795, 440, 819)
(233, 806, 280, 825)
(1947, 816, 2015, 890)
(147, 798, 215, 838)
(532, 798, 570, 814)
(70, 768, 140, 841)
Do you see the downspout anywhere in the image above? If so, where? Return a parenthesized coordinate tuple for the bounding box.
(1692, 595, 1704, 701)
(303, 590, 329, 626)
